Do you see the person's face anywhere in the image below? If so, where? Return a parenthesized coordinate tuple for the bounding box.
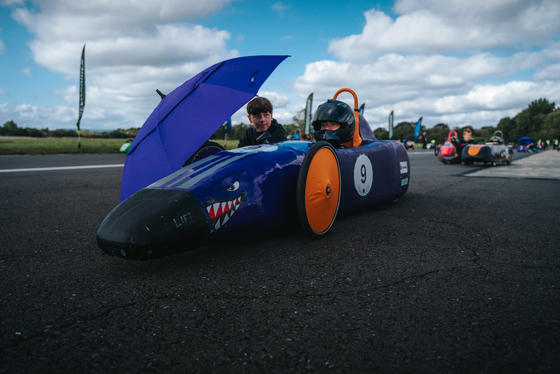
(463, 132, 472, 141)
(248, 112, 272, 133)
(320, 121, 341, 131)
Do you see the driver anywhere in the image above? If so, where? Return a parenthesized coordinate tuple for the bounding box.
(486, 135, 503, 145)
(312, 99, 356, 148)
(438, 128, 476, 165)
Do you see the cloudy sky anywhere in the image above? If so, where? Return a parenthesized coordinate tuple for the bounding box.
(1, 0, 559, 132)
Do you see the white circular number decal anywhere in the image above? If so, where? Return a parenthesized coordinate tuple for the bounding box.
(353, 154, 373, 197)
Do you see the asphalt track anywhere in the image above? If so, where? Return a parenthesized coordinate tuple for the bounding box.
(1, 149, 559, 373)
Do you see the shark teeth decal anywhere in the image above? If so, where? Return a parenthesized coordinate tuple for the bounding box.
(205, 190, 247, 233)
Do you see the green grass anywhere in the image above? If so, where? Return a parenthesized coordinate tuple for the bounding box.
(217, 139, 240, 150)
(0, 137, 242, 155)
(0, 137, 130, 155)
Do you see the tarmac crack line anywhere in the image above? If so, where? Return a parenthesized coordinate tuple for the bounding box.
(1, 269, 447, 347)
(378, 211, 493, 246)
(410, 178, 468, 197)
(477, 259, 560, 271)
(0, 301, 138, 354)
(5, 259, 548, 353)
(212, 269, 445, 301)
(378, 209, 495, 275)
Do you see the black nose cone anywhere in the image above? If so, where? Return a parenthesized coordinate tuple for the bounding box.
(97, 189, 207, 260)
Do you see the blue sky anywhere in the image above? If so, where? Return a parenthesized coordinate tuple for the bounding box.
(1, 0, 559, 132)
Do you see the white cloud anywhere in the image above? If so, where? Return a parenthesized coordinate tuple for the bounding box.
(272, 2, 290, 16)
(293, 1, 560, 130)
(258, 91, 289, 109)
(0, 102, 76, 128)
(0, 87, 6, 95)
(6, 0, 238, 130)
(19, 68, 31, 76)
(1, 0, 23, 5)
(294, 51, 546, 107)
(0, 38, 4, 54)
(27, 24, 234, 75)
(329, 0, 560, 61)
(4, 0, 560, 132)
(354, 80, 560, 130)
(12, 0, 233, 39)
(224, 90, 294, 127)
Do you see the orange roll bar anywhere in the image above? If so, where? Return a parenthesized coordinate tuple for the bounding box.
(333, 88, 362, 148)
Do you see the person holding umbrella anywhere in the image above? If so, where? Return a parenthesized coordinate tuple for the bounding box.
(238, 97, 287, 147)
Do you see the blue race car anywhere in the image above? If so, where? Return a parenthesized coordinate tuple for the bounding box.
(97, 89, 410, 260)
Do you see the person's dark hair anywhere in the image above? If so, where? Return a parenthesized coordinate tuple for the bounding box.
(247, 97, 273, 115)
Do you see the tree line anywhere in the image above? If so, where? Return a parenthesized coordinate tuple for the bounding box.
(3, 98, 558, 144)
(209, 122, 303, 141)
(373, 98, 559, 144)
(0, 121, 139, 139)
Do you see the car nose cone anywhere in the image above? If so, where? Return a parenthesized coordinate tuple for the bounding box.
(97, 188, 207, 260)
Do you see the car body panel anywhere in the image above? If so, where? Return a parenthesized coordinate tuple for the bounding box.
(97, 140, 410, 260)
(461, 143, 513, 165)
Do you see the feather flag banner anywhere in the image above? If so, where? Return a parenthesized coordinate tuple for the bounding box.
(304, 93, 313, 135)
(388, 111, 394, 139)
(413, 117, 423, 141)
(77, 45, 85, 131)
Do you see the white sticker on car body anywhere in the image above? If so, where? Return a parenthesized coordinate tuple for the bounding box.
(400, 161, 408, 174)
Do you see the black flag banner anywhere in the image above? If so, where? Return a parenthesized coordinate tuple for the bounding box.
(77, 45, 85, 131)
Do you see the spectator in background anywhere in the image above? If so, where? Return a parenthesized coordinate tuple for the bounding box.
(406, 139, 414, 150)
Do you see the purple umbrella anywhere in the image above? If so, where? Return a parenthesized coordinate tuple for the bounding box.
(120, 55, 289, 201)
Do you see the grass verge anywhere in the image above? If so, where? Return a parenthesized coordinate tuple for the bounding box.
(0, 137, 241, 155)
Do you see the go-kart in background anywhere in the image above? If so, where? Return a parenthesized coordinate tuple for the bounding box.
(0, 149, 558, 373)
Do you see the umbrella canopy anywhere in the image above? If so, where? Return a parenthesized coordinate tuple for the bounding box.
(121, 55, 289, 201)
(517, 136, 536, 145)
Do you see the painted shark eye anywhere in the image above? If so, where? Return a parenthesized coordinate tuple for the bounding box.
(226, 181, 240, 191)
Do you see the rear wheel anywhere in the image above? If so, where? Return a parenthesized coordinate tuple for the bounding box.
(297, 142, 341, 238)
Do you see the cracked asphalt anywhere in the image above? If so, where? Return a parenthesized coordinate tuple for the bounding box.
(1, 150, 558, 373)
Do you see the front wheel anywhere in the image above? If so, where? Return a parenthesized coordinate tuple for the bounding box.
(296, 142, 341, 238)
(182, 141, 225, 167)
(434, 145, 440, 156)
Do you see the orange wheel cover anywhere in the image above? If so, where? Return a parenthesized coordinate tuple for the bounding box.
(304, 148, 340, 233)
(467, 145, 483, 156)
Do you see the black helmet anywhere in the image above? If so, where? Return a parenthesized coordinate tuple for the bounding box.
(312, 99, 355, 147)
(489, 136, 503, 144)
